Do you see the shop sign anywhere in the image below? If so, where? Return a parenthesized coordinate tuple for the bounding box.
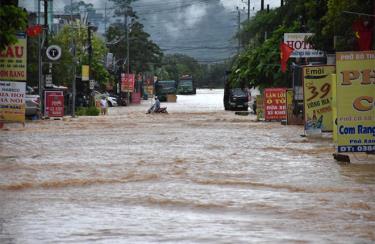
(335, 51, 375, 153)
(264, 88, 287, 121)
(121, 73, 135, 92)
(284, 33, 324, 58)
(303, 65, 335, 133)
(44, 90, 64, 117)
(0, 81, 25, 123)
(0, 34, 27, 81)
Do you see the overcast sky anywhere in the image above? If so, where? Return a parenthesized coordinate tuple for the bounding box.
(19, 0, 281, 62)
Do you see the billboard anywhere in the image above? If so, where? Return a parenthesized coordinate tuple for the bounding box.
(303, 65, 335, 133)
(335, 51, 375, 153)
(0, 34, 27, 81)
(264, 88, 287, 121)
(121, 73, 135, 92)
(284, 33, 324, 58)
(0, 81, 25, 123)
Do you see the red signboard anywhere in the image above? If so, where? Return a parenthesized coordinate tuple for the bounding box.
(131, 92, 141, 104)
(264, 88, 287, 121)
(44, 90, 64, 117)
(121, 73, 135, 92)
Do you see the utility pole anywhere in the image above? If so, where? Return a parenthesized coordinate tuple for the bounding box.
(125, 5, 130, 74)
(87, 22, 93, 102)
(104, 0, 107, 36)
(247, 0, 250, 21)
(44, 0, 48, 46)
(71, 0, 76, 117)
(261, 0, 264, 11)
(38, 0, 43, 115)
(237, 6, 241, 54)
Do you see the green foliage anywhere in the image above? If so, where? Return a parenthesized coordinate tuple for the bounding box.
(0, 5, 27, 50)
(105, 9, 163, 74)
(49, 24, 110, 87)
(231, 0, 369, 89)
(76, 106, 100, 116)
(158, 54, 203, 81)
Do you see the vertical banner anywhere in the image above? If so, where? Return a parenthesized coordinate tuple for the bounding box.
(331, 74, 338, 143)
(336, 51, 375, 153)
(256, 95, 264, 120)
(44, 90, 64, 117)
(0, 34, 27, 81)
(0, 81, 25, 123)
(303, 65, 335, 133)
(286, 89, 294, 124)
(264, 88, 287, 121)
(82, 65, 89, 81)
(121, 73, 135, 92)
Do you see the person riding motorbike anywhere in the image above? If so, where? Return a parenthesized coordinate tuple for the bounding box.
(147, 96, 167, 114)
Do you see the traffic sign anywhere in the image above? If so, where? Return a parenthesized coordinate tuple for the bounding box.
(45, 74, 52, 87)
(46, 45, 62, 61)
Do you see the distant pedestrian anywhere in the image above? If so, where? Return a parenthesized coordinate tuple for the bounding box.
(100, 96, 108, 115)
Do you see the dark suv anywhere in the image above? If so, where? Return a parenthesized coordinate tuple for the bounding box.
(224, 88, 249, 111)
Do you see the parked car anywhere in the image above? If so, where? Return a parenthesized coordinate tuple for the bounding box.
(224, 88, 249, 111)
(25, 86, 40, 117)
(107, 95, 118, 107)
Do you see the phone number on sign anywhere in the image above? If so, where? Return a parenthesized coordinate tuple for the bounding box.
(338, 145, 375, 152)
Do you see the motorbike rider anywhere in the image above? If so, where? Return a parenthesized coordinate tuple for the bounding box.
(147, 96, 161, 113)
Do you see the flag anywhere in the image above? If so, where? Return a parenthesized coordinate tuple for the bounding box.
(352, 19, 372, 51)
(26, 25, 42, 37)
(280, 42, 294, 73)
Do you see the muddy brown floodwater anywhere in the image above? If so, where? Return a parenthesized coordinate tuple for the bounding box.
(1, 89, 374, 243)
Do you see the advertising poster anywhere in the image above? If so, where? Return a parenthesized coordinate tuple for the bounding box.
(264, 88, 287, 121)
(121, 73, 135, 92)
(303, 65, 335, 133)
(336, 51, 375, 153)
(0, 81, 25, 123)
(0, 34, 27, 81)
(44, 91, 64, 117)
(284, 33, 324, 58)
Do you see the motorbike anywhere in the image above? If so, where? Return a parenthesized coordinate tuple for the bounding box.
(146, 106, 168, 114)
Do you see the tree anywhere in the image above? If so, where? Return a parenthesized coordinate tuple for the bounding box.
(105, 3, 163, 75)
(230, 0, 332, 88)
(158, 54, 203, 83)
(0, 4, 27, 50)
(311, 0, 373, 52)
(49, 24, 110, 88)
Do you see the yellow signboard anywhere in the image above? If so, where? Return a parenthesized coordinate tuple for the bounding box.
(336, 51, 375, 153)
(303, 65, 335, 132)
(82, 65, 89, 81)
(0, 35, 27, 81)
(256, 95, 264, 120)
(0, 81, 26, 123)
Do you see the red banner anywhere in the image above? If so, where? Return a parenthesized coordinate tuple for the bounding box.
(264, 88, 287, 121)
(44, 91, 64, 117)
(121, 73, 135, 92)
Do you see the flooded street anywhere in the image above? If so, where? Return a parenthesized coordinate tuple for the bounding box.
(1, 89, 374, 243)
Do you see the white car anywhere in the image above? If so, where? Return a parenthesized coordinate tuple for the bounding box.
(107, 96, 118, 107)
